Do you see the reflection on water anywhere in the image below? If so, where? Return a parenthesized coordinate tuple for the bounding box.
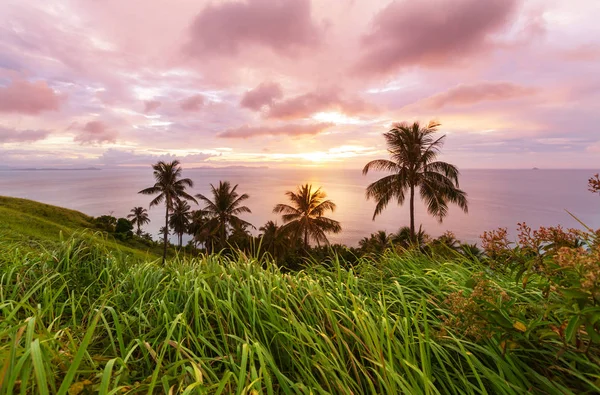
(1, 168, 598, 246)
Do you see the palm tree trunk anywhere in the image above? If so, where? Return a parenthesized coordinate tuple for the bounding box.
(409, 184, 415, 239)
(163, 205, 168, 265)
(137, 223, 141, 236)
(304, 228, 308, 251)
(178, 232, 182, 248)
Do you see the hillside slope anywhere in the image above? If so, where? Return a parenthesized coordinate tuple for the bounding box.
(0, 195, 159, 259)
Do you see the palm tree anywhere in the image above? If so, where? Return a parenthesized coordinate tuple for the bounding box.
(127, 207, 150, 236)
(392, 225, 429, 249)
(359, 230, 391, 255)
(188, 209, 209, 249)
(259, 221, 290, 262)
(195, 181, 254, 250)
(169, 199, 193, 248)
(273, 184, 341, 251)
(363, 121, 468, 238)
(139, 160, 197, 264)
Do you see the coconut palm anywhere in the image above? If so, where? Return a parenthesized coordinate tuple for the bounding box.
(169, 199, 193, 248)
(363, 121, 468, 238)
(127, 207, 150, 236)
(259, 221, 290, 262)
(195, 181, 254, 250)
(392, 225, 429, 249)
(139, 160, 197, 264)
(359, 230, 391, 255)
(188, 209, 209, 249)
(273, 184, 341, 251)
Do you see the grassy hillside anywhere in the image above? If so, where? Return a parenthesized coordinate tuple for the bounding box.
(1, 233, 599, 394)
(0, 196, 159, 259)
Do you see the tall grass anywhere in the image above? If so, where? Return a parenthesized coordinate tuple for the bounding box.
(1, 232, 598, 394)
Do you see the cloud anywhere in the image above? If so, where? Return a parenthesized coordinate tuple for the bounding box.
(180, 95, 205, 112)
(144, 100, 162, 113)
(185, 0, 322, 57)
(421, 82, 537, 109)
(267, 90, 374, 119)
(218, 122, 333, 139)
(98, 148, 214, 166)
(240, 82, 283, 110)
(0, 79, 63, 114)
(0, 126, 51, 143)
(355, 0, 518, 75)
(73, 121, 118, 144)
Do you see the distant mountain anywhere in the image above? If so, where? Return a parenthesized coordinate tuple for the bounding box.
(5, 167, 102, 171)
(188, 165, 268, 170)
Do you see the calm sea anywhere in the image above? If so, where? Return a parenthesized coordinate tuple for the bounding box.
(1, 168, 598, 246)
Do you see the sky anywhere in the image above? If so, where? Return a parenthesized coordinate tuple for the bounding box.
(0, 0, 599, 169)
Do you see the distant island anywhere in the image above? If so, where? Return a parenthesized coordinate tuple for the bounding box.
(188, 165, 268, 170)
(4, 167, 102, 171)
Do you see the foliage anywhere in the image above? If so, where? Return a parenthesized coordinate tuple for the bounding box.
(168, 199, 193, 247)
(127, 206, 150, 236)
(479, 221, 600, 356)
(114, 217, 134, 240)
(195, 181, 253, 252)
(94, 215, 117, 232)
(589, 174, 600, 195)
(1, 232, 599, 393)
(363, 120, 468, 237)
(273, 184, 341, 251)
(139, 160, 196, 264)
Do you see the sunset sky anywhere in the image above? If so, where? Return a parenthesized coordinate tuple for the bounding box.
(1, 0, 598, 169)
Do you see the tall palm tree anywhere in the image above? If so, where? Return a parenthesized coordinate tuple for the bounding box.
(195, 181, 254, 250)
(273, 184, 341, 251)
(127, 206, 150, 236)
(139, 160, 197, 264)
(169, 199, 193, 248)
(363, 121, 468, 238)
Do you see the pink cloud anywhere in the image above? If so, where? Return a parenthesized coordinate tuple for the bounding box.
(355, 0, 518, 75)
(267, 90, 374, 119)
(180, 95, 205, 112)
(0, 126, 50, 143)
(73, 121, 117, 144)
(421, 82, 537, 109)
(218, 122, 333, 139)
(241, 82, 283, 110)
(185, 0, 322, 57)
(0, 79, 63, 114)
(144, 100, 162, 113)
(562, 44, 600, 62)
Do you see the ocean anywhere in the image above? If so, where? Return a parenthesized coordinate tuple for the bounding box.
(1, 167, 598, 247)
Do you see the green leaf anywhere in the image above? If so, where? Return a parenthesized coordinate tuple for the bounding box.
(565, 316, 580, 344)
(562, 289, 590, 300)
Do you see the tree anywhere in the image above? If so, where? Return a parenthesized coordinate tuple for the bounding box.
(392, 225, 429, 249)
(259, 221, 290, 262)
(359, 230, 391, 255)
(115, 218, 134, 239)
(188, 210, 209, 250)
(139, 160, 197, 264)
(169, 199, 193, 248)
(273, 184, 341, 251)
(94, 215, 117, 232)
(127, 207, 150, 236)
(589, 174, 600, 195)
(363, 121, 468, 238)
(195, 181, 254, 251)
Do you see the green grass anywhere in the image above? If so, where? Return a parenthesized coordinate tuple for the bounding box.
(0, 195, 160, 260)
(1, 232, 599, 394)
